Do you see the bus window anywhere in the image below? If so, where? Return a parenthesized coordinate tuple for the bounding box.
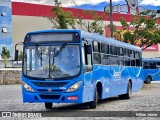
(135, 52, 141, 66)
(127, 49, 130, 57)
(93, 53, 101, 64)
(93, 41, 100, 52)
(110, 45, 117, 55)
(130, 50, 135, 58)
(157, 62, 160, 66)
(157, 62, 160, 68)
(101, 43, 109, 54)
(131, 59, 135, 66)
(118, 56, 124, 66)
(101, 54, 110, 65)
(143, 62, 149, 69)
(83, 43, 92, 65)
(118, 47, 123, 56)
(149, 61, 156, 69)
(82, 43, 93, 72)
(124, 57, 130, 66)
(110, 55, 118, 65)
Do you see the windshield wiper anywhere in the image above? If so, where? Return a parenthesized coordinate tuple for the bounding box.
(53, 43, 67, 57)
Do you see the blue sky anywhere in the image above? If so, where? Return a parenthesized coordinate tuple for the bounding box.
(12, 0, 160, 11)
(72, 0, 160, 11)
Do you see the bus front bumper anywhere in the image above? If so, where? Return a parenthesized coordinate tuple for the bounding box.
(22, 88, 84, 103)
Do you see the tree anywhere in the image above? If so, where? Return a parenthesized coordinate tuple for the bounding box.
(18, 51, 23, 61)
(76, 10, 106, 35)
(47, 0, 76, 29)
(46, 0, 106, 35)
(1, 47, 10, 68)
(115, 11, 160, 50)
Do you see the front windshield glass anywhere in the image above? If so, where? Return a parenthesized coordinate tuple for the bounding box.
(23, 45, 80, 79)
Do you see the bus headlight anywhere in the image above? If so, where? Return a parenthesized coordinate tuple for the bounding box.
(66, 81, 82, 92)
(23, 82, 34, 92)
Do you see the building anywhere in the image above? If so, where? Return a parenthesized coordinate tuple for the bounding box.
(0, 0, 13, 60)
(0, 1, 160, 67)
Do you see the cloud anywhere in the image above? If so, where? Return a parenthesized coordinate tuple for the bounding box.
(11, 0, 123, 7)
(139, 0, 160, 6)
(11, 0, 160, 8)
(61, 0, 123, 7)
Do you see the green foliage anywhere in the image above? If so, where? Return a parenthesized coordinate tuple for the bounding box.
(1, 47, 10, 68)
(117, 12, 160, 50)
(107, 24, 117, 32)
(76, 10, 106, 35)
(120, 17, 129, 29)
(46, 0, 106, 35)
(18, 51, 23, 61)
(47, 1, 76, 29)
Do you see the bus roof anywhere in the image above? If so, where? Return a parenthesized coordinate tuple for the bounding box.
(26, 29, 81, 35)
(81, 31, 141, 52)
(26, 29, 141, 51)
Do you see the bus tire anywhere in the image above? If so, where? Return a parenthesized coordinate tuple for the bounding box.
(124, 81, 132, 99)
(145, 76, 152, 84)
(45, 103, 52, 109)
(90, 88, 98, 109)
(119, 81, 132, 99)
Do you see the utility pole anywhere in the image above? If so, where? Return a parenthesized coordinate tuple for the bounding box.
(110, 0, 113, 38)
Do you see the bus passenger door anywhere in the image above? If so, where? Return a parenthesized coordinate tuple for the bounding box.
(82, 42, 94, 103)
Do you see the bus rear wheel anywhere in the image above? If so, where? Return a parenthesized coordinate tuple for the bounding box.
(45, 103, 53, 109)
(90, 88, 99, 109)
(145, 76, 152, 84)
(119, 81, 132, 99)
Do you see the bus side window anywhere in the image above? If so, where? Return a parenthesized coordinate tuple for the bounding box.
(130, 50, 135, 66)
(93, 41, 101, 64)
(82, 43, 93, 72)
(117, 47, 124, 66)
(92, 41, 100, 52)
(143, 62, 148, 69)
(135, 51, 141, 67)
(110, 45, 117, 55)
(101, 43, 110, 65)
(124, 48, 130, 66)
(149, 61, 156, 69)
(157, 62, 160, 69)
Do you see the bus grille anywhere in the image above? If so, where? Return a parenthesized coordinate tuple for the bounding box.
(40, 95, 60, 100)
(37, 89, 63, 92)
(32, 82, 68, 87)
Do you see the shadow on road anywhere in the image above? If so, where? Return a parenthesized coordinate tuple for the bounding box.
(46, 97, 120, 111)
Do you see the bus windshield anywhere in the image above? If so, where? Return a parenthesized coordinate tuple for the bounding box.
(23, 44, 80, 79)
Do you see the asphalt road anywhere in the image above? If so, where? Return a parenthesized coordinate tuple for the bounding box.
(0, 82, 160, 119)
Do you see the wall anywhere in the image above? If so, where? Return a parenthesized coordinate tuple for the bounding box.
(0, 69, 22, 84)
(12, 15, 110, 51)
(0, 0, 13, 60)
(12, 15, 52, 51)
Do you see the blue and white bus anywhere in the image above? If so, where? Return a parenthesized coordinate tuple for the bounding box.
(142, 58, 160, 84)
(21, 29, 143, 109)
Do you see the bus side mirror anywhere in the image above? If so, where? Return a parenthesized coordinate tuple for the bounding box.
(86, 44, 92, 54)
(14, 50, 19, 61)
(14, 42, 23, 61)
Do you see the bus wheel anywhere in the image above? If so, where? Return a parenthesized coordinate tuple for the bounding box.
(45, 103, 53, 109)
(145, 76, 152, 84)
(119, 81, 132, 99)
(90, 88, 98, 109)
